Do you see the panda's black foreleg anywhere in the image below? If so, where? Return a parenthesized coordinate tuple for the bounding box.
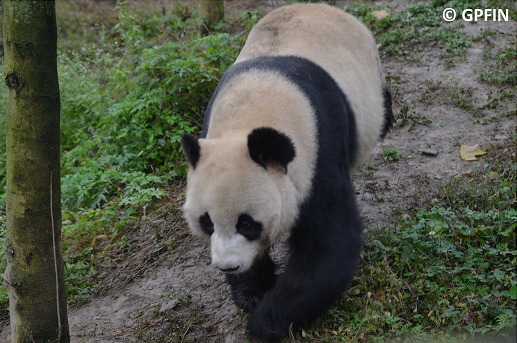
(247, 186, 363, 341)
(225, 250, 277, 312)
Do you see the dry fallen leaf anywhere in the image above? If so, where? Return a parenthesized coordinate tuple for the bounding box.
(372, 10, 391, 20)
(401, 119, 413, 132)
(400, 119, 413, 132)
(488, 171, 499, 179)
(460, 144, 487, 161)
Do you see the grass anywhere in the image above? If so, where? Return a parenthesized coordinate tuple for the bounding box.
(442, 83, 477, 113)
(0, 0, 515, 340)
(302, 137, 517, 342)
(478, 45, 517, 86)
(382, 148, 401, 163)
(0, 0, 260, 315)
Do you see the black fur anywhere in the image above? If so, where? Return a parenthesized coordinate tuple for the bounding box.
(225, 251, 277, 312)
(236, 214, 263, 241)
(203, 56, 364, 341)
(180, 132, 201, 169)
(381, 85, 394, 139)
(199, 212, 214, 236)
(247, 127, 296, 174)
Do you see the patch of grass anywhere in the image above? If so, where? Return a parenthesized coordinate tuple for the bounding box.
(60, 193, 186, 307)
(356, 1, 474, 57)
(443, 83, 477, 113)
(396, 102, 433, 125)
(382, 148, 401, 163)
(444, 58, 456, 70)
(438, 26, 472, 55)
(478, 46, 517, 86)
(302, 136, 517, 342)
(60, 203, 136, 306)
(350, 0, 516, 60)
(0, 1, 261, 314)
(359, 163, 374, 177)
(471, 28, 496, 42)
(425, 79, 441, 92)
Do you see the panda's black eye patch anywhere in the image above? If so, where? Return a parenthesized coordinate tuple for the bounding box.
(236, 214, 262, 241)
(199, 212, 214, 236)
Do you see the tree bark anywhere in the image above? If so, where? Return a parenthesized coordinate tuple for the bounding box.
(198, 0, 224, 36)
(2, 1, 69, 342)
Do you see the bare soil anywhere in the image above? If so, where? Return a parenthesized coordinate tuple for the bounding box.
(0, 1, 515, 342)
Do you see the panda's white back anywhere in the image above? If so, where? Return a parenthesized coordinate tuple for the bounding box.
(235, 3, 385, 165)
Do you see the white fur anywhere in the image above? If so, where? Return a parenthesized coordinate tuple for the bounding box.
(183, 71, 318, 272)
(211, 231, 262, 272)
(236, 3, 386, 166)
(183, 4, 387, 272)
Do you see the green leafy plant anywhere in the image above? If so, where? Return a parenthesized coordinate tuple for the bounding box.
(382, 148, 401, 163)
(301, 139, 517, 342)
(0, 0, 256, 311)
(478, 46, 517, 86)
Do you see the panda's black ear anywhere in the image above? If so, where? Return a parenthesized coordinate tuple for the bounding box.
(180, 132, 201, 169)
(247, 127, 296, 174)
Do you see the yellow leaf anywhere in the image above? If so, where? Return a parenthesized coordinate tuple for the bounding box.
(96, 234, 107, 239)
(401, 119, 413, 132)
(488, 171, 499, 179)
(372, 10, 391, 20)
(460, 144, 487, 161)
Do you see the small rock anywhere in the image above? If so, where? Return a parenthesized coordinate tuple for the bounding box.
(494, 134, 508, 140)
(419, 148, 439, 156)
(160, 299, 179, 314)
(359, 192, 374, 201)
(62, 220, 72, 225)
(434, 175, 442, 180)
(401, 214, 410, 220)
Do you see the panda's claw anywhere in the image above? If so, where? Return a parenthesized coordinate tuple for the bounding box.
(232, 293, 263, 312)
(247, 310, 284, 342)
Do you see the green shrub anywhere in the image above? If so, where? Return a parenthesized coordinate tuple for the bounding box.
(56, 2, 256, 209)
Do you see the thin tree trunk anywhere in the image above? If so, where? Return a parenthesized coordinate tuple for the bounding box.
(199, 0, 224, 36)
(2, 1, 69, 342)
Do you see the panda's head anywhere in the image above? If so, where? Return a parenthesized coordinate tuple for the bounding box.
(181, 128, 296, 273)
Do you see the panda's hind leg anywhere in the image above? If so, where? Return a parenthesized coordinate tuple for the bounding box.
(225, 250, 277, 312)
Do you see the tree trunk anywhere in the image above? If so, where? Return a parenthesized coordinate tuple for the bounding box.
(198, 0, 224, 36)
(2, 1, 69, 342)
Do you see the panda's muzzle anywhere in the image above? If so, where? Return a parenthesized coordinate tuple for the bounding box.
(211, 231, 261, 273)
(218, 266, 240, 273)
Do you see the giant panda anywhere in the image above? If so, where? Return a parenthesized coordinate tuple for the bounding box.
(180, 3, 394, 341)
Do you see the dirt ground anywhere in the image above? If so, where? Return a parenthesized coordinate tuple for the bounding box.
(1, 1, 515, 342)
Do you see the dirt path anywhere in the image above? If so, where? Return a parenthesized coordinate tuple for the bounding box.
(0, 4, 515, 343)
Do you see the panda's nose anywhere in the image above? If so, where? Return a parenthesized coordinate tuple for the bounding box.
(218, 266, 239, 273)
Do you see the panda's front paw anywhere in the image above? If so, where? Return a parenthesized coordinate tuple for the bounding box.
(231, 291, 263, 312)
(225, 252, 277, 312)
(247, 307, 285, 342)
(226, 271, 274, 311)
